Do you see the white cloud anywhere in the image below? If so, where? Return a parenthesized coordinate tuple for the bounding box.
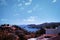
(22, 1, 25, 3)
(52, 0, 57, 3)
(21, 16, 50, 25)
(13, 13, 20, 16)
(25, 2, 31, 5)
(27, 10, 32, 13)
(1, 19, 8, 21)
(25, 0, 32, 6)
(27, 4, 39, 13)
(23, 16, 36, 22)
(22, 16, 41, 24)
(17, 3, 22, 7)
(17, 0, 32, 6)
(33, 4, 42, 11)
(17, 0, 20, 2)
(17, 3, 24, 10)
(33, 4, 39, 11)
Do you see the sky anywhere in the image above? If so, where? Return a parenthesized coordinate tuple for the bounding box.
(0, 0, 60, 25)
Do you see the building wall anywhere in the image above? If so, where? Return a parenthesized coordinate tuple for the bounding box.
(57, 26, 60, 33)
(45, 29, 58, 34)
(45, 26, 60, 34)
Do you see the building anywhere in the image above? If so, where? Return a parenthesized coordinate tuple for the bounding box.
(45, 26, 60, 34)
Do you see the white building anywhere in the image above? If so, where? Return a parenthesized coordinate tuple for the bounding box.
(45, 26, 60, 34)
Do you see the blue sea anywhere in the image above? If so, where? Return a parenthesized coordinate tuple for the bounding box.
(19, 25, 40, 32)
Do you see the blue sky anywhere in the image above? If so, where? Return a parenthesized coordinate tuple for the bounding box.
(0, 0, 60, 25)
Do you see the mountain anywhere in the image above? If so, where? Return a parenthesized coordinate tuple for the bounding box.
(19, 22, 60, 32)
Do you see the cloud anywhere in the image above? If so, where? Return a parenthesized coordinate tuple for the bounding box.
(17, 3, 22, 7)
(1, 19, 8, 21)
(13, 13, 20, 16)
(17, 0, 20, 2)
(33, 4, 40, 11)
(25, 0, 32, 6)
(25, 2, 31, 5)
(23, 16, 36, 22)
(27, 10, 32, 13)
(17, 0, 32, 9)
(27, 4, 39, 13)
(22, 16, 41, 24)
(52, 0, 57, 3)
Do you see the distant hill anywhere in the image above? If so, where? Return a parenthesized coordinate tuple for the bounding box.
(18, 22, 60, 33)
(27, 22, 60, 28)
